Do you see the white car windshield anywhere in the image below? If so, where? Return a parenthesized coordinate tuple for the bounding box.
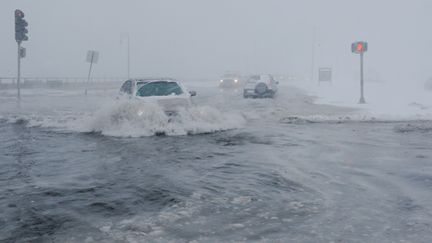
(136, 81, 148, 90)
(136, 81, 184, 97)
(222, 74, 238, 79)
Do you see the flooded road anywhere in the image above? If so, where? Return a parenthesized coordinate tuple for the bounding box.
(1, 84, 432, 242)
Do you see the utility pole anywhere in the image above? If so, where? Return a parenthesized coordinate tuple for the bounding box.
(14, 9, 29, 101)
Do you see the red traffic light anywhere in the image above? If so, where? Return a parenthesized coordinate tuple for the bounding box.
(356, 43, 364, 52)
(352, 41, 368, 54)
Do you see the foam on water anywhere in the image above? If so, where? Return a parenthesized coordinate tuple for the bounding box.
(86, 100, 246, 137)
(2, 100, 246, 137)
(2, 85, 432, 137)
(278, 114, 432, 124)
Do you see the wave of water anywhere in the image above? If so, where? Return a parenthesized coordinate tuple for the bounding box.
(87, 100, 246, 137)
(1, 100, 246, 137)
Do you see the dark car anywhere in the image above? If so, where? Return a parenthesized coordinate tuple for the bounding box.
(219, 73, 243, 90)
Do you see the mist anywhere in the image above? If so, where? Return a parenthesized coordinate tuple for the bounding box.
(3, 1, 432, 242)
(1, 0, 431, 85)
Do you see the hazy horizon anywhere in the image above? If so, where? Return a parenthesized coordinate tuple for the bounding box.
(1, 0, 431, 85)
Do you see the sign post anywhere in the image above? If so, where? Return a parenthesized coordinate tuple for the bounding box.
(352, 41, 368, 104)
(85, 50, 99, 95)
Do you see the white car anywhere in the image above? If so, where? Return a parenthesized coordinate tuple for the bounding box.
(243, 74, 278, 98)
(119, 78, 196, 112)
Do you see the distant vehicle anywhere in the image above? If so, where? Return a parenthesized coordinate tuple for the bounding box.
(219, 73, 243, 90)
(243, 74, 278, 98)
(118, 78, 197, 113)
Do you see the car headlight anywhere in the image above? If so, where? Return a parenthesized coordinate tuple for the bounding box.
(220, 80, 224, 83)
(234, 79, 238, 83)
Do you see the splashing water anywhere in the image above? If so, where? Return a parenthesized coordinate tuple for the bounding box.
(2, 100, 246, 137)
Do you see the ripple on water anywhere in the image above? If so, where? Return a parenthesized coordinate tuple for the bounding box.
(394, 122, 432, 133)
(255, 171, 305, 193)
(405, 173, 432, 189)
(91, 188, 322, 242)
(214, 132, 273, 146)
(1, 204, 74, 243)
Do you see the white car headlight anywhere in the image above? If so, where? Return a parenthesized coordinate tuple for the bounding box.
(234, 79, 238, 83)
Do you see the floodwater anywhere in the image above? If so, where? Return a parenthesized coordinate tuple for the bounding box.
(1, 84, 432, 242)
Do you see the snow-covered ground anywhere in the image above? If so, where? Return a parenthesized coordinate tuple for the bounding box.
(292, 79, 432, 121)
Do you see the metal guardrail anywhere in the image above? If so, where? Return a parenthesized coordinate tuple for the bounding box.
(0, 77, 127, 89)
(0, 77, 126, 84)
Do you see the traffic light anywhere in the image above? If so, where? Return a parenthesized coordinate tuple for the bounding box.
(352, 41, 368, 54)
(15, 9, 29, 43)
(20, 47, 26, 58)
(351, 41, 369, 104)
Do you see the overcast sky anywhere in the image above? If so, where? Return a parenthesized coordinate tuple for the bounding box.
(1, 0, 431, 84)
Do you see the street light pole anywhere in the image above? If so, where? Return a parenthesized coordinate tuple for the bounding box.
(121, 33, 131, 79)
(310, 26, 317, 83)
(127, 34, 130, 79)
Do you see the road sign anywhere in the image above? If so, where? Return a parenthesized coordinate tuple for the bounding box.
(318, 68, 332, 83)
(86, 50, 99, 64)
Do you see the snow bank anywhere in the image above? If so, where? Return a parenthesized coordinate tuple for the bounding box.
(289, 80, 432, 121)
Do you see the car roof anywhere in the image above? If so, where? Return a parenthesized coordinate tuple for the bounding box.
(137, 77, 175, 81)
(248, 74, 272, 80)
(137, 79, 186, 89)
(126, 78, 178, 84)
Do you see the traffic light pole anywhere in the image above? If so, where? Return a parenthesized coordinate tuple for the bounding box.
(17, 42, 21, 101)
(359, 52, 366, 104)
(15, 9, 29, 102)
(352, 41, 368, 104)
